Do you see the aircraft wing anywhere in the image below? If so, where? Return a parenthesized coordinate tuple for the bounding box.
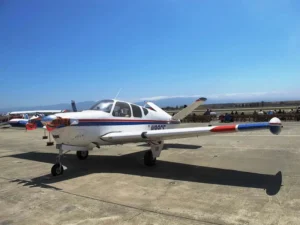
(100, 118, 282, 144)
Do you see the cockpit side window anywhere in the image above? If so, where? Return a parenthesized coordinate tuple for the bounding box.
(131, 104, 142, 118)
(112, 102, 132, 117)
(89, 100, 114, 113)
(142, 108, 149, 116)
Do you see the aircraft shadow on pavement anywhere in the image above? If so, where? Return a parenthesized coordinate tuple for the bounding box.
(7, 151, 282, 196)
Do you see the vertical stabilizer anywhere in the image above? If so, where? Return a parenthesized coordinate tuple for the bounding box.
(71, 100, 78, 112)
(145, 101, 172, 117)
(172, 97, 207, 120)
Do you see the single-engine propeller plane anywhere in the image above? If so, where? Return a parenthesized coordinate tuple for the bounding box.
(27, 97, 282, 176)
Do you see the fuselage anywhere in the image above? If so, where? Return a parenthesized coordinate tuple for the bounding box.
(48, 100, 180, 147)
(9, 118, 46, 128)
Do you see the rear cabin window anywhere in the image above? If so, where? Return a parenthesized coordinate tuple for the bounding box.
(131, 104, 142, 118)
(112, 102, 131, 117)
(142, 108, 149, 116)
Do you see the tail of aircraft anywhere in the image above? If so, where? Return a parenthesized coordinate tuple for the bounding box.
(144, 101, 171, 117)
(71, 100, 78, 112)
(172, 97, 207, 120)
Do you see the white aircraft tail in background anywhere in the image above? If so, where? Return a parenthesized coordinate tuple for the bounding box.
(172, 97, 207, 120)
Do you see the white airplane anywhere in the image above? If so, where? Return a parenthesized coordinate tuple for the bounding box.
(8, 110, 67, 128)
(27, 98, 282, 176)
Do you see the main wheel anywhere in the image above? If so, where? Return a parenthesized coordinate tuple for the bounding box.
(51, 163, 64, 176)
(144, 150, 156, 166)
(77, 151, 89, 160)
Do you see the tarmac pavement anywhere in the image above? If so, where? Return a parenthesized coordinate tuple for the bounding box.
(0, 122, 300, 225)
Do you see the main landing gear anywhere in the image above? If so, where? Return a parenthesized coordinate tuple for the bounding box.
(143, 140, 164, 167)
(46, 131, 54, 146)
(144, 150, 156, 166)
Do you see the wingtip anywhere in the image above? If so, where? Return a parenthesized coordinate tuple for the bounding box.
(196, 97, 207, 102)
(269, 117, 282, 135)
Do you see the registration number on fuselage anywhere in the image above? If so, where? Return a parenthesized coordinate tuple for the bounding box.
(150, 124, 166, 130)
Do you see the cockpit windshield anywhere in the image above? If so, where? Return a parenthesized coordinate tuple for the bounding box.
(89, 100, 114, 113)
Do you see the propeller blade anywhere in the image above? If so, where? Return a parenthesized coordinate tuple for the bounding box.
(41, 115, 57, 123)
(26, 115, 78, 132)
(26, 122, 37, 130)
(44, 117, 79, 131)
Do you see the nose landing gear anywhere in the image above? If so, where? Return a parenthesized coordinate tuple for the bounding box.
(51, 145, 91, 176)
(51, 148, 70, 176)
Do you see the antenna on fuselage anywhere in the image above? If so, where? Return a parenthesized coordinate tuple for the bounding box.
(114, 88, 122, 100)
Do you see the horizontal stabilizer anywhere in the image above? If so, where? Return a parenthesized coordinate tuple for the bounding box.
(172, 97, 207, 120)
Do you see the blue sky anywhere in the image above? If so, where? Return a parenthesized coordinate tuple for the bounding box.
(1, 0, 300, 108)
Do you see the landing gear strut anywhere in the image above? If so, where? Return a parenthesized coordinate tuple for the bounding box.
(42, 128, 48, 139)
(46, 131, 54, 146)
(76, 151, 89, 160)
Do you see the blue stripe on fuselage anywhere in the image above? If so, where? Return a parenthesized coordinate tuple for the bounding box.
(237, 122, 269, 131)
(53, 120, 180, 129)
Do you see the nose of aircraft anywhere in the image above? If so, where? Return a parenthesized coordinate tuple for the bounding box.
(40, 114, 79, 131)
(41, 115, 57, 124)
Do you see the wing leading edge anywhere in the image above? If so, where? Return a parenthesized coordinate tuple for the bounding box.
(100, 117, 282, 144)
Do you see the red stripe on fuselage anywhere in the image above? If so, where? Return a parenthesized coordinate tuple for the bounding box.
(211, 125, 237, 132)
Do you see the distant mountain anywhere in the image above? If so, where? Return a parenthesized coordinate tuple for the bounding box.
(135, 96, 299, 108)
(1, 95, 299, 113)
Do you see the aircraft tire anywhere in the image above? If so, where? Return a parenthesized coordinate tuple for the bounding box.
(51, 163, 64, 176)
(144, 150, 156, 166)
(77, 151, 89, 160)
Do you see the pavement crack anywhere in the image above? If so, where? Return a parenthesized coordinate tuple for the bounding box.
(125, 211, 143, 222)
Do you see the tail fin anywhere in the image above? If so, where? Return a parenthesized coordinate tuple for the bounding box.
(71, 100, 77, 112)
(145, 101, 171, 117)
(172, 97, 207, 120)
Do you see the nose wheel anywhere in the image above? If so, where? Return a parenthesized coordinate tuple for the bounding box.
(51, 148, 70, 176)
(51, 163, 64, 176)
(50, 145, 90, 176)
